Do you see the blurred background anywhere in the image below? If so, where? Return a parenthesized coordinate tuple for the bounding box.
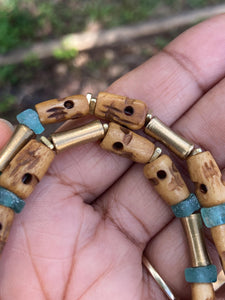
(0, 0, 224, 123)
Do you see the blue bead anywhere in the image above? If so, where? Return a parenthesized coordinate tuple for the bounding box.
(201, 203, 225, 228)
(17, 109, 44, 134)
(171, 194, 200, 218)
(0, 187, 25, 213)
(185, 265, 217, 283)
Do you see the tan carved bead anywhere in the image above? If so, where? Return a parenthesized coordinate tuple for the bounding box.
(0, 205, 14, 255)
(95, 92, 148, 130)
(35, 95, 89, 124)
(211, 224, 225, 272)
(100, 122, 155, 163)
(191, 283, 215, 300)
(144, 154, 189, 206)
(187, 151, 225, 207)
(0, 140, 55, 199)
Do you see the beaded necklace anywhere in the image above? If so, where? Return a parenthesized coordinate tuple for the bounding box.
(0, 92, 223, 299)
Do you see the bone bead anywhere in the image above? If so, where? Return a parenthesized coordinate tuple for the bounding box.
(0, 205, 14, 254)
(95, 92, 148, 130)
(35, 95, 89, 124)
(191, 283, 215, 300)
(0, 140, 55, 199)
(187, 151, 225, 207)
(144, 155, 190, 205)
(100, 122, 155, 163)
(144, 154, 189, 206)
(211, 225, 225, 271)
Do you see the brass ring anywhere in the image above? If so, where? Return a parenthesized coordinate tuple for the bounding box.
(142, 256, 177, 300)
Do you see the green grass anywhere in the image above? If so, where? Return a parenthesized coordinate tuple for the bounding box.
(53, 48, 78, 61)
(0, 0, 224, 90)
(0, 65, 18, 84)
(0, 94, 16, 112)
(0, 54, 42, 86)
(0, 4, 38, 54)
(82, 0, 159, 28)
(0, 0, 224, 54)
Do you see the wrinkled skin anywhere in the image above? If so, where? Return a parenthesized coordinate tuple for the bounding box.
(0, 15, 225, 300)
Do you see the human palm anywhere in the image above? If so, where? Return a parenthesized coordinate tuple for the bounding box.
(1, 15, 225, 300)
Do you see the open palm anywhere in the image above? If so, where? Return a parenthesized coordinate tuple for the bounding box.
(1, 15, 225, 300)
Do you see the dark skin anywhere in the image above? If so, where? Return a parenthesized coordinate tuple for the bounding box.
(0, 15, 225, 300)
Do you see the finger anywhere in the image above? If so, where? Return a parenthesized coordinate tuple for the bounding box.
(44, 15, 225, 205)
(173, 77, 225, 167)
(0, 119, 14, 149)
(110, 15, 225, 124)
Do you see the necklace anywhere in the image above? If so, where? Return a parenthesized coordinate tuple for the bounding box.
(0, 91, 223, 299)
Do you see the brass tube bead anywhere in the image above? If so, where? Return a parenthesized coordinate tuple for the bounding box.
(40, 136, 55, 150)
(149, 147, 162, 163)
(0, 124, 35, 172)
(86, 93, 97, 115)
(145, 116, 194, 159)
(182, 214, 211, 267)
(51, 120, 107, 153)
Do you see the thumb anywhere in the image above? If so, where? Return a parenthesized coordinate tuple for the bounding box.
(0, 119, 14, 149)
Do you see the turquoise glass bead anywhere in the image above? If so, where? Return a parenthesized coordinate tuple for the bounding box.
(0, 187, 25, 213)
(185, 265, 217, 283)
(201, 203, 225, 228)
(171, 194, 200, 218)
(17, 109, 44, 134)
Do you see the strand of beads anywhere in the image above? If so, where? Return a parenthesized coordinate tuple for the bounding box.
(0, 91, 224, 300)
(144, 154, 216, 299)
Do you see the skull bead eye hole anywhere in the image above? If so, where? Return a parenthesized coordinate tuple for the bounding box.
(113, 142, 124, 151)
(200, 184, 208, 194)
(157, 170, 167, 180)
(64, 100, 74, 109)
(22, 173, 33, 185)
(124, 106, 134, 116)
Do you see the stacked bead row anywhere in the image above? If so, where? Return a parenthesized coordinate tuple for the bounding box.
(0, 92, 224, 299)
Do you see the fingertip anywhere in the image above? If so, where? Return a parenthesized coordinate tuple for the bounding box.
(0, 119, 14, 149)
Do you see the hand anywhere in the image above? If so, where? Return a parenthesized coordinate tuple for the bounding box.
(0, 15, 225, 300)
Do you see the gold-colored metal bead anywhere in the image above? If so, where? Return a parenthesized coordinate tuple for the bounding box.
(144, 111, 153, 126)
(0, 125, 35, 172)
(40, 136, 55, 150)
(51, 120, 106, 153)
(145, 117, 194, 159)
(189, 148, 203, 157)
(149, 147, 162, 162)
(102, 123, 109, 134)
(86, 93, 92, 104)
(86, 93, 97, 115)
(182, 214, 211, 267)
